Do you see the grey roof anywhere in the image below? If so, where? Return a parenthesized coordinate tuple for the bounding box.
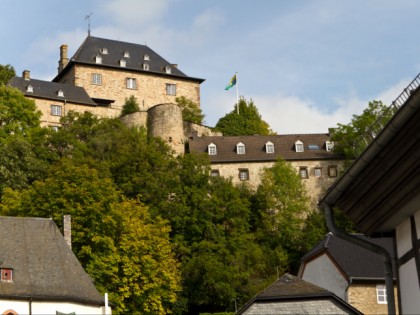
(0, 216, 104, 305)
(54, 36, 204, 83)
(237, 274, 362, 315)
(188, 133, 341, 163)
(9, 77, 97, 106)
(301, 233, 396, 280)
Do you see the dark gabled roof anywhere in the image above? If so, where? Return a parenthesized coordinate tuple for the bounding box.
(0, 217, 104, 305)
(54, 36, 205, 83)
(188, 133, 341, 163)
(9, 77, 97, 106)
(301, 233, 396, 280)
(237, 274, 362, 315)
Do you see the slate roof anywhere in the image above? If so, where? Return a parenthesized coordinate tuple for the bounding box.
(0, 216, 104, 305)
(237, 274, 362, 314)
(54, 36, 205, 83)
(10, 77, 97, 106)
(300, 233, 396, 280)
(188, 133, 341, 163)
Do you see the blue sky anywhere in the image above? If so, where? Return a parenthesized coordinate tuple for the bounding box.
(1, 0, 419, 134)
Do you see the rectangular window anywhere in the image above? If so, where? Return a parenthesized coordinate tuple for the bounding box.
(211, 170, 220, 177)
(92, 73, 102, 85)
(166, 84, 176, 95)
(328, 166, 338, 178)
(126, 78, 137, 89)
(51, 105, 62, 116)
(239, 169, 249, 181)
(299, 167, 308, 179)
(314, 168, 322, 177)
(1, 268, 13, 282)
(376, 285, 387, 304)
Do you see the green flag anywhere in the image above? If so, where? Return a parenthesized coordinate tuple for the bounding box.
(225, 74, 237, 90)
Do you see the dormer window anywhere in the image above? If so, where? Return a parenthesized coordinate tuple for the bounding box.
(101, 48, 108, 54)
(295, 140, 304, 152)
(1, 268, 13, 282)
(326, 141, 334, 152)
(142, 63, 150, 71)
(208, 143, 217, 155)
(95, 55, 102, 64)
(120, 59, 127, 67)
(236, 142, 245, 154)
(124, 51, 130, 58)
(144, 54, 150, 61)
(26, 85, 33, 93)
(57, 89, 64, 97)
(265, 141, 274, 153)
(165, 66, 171, 74)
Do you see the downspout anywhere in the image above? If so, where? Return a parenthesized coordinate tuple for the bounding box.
(323, 203, 396, 314)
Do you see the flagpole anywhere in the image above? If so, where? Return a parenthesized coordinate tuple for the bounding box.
(236, 72, 239, 114)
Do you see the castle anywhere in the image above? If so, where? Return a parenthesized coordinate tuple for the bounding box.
(9, 35, 344, 205)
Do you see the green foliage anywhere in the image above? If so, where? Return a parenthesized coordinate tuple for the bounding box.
(215, 98, 272, 136)
(331, 100, 397, 159)
(121, 95, 140, 116)
(176, 96, 205, 124)
(0, 64, 15, 85)
(0, 86, 41, 138)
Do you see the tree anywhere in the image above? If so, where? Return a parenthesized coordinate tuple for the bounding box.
(176, 96, 205, 124)
(0, 64, 15, 85)
(331, 100, 397, 159)
(0, 86, 41, 138)
(121, 95, 140, 116)
(215, 98, 272, 136)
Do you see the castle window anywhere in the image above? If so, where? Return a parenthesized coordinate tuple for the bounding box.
(57, 89, 64, 97)
(265, 141, 274, 153)
(165, 66, 171, 74)
(328, 165, 337, 178)
(299, 167, 308, 179)
(95, 55, 102, 64)
(239, 169, 249, 181)
(49, 125, 60, 132)
(208, 143, 217, 155)
(124, 51, 130, 58)
(92, 73, 102, 85)
(295, 140, 304, 152)
(314, 167, 322, 177)
(166, 84, 176, 96)
(326, 141, 334, 151)
(1, 268, 13, 282)
(144, 54, 150, 61)
(26, 85, 33, 93)
(101, 48, 108, 54)
(126, 78, 137, 89)
(308, 144, 320, 150)
(120, 59, 127, 67)
(236, 142, 245, 154)
(51, 105, 62, 116)
(376, 285, 387, 304)
(142, 63, 150, 71)
(211, 170, 220, 177)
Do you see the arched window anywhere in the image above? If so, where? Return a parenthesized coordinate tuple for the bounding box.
(208, 143, 217, 155)
(295, 140, 304, 152)
(265, 141, 274, 153)
(236, 142, 245, 154)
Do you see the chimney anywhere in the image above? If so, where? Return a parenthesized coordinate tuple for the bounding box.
(22, 70, 30, 80)
(63, 214, 72, 249)
(58, 44, 69, 73)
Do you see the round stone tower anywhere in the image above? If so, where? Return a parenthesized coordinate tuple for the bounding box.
(147, 103, 184, 155)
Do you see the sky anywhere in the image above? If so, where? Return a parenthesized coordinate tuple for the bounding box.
(1, 0, 420, 134)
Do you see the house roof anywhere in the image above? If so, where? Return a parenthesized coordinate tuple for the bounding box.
(0, 216, 104, 305)
(188, 133, 341, 163)
(237, 274, 362, 315)
(54, 36, 205, 83)
(9, 76, 97, 106)
(320, 74, 420, 235)
(300, 233, 396, 280)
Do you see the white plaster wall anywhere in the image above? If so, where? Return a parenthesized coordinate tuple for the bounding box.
(395, 218, 412, 258)
(0, 300, 110, 315)
(300, 254, 348, 301)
